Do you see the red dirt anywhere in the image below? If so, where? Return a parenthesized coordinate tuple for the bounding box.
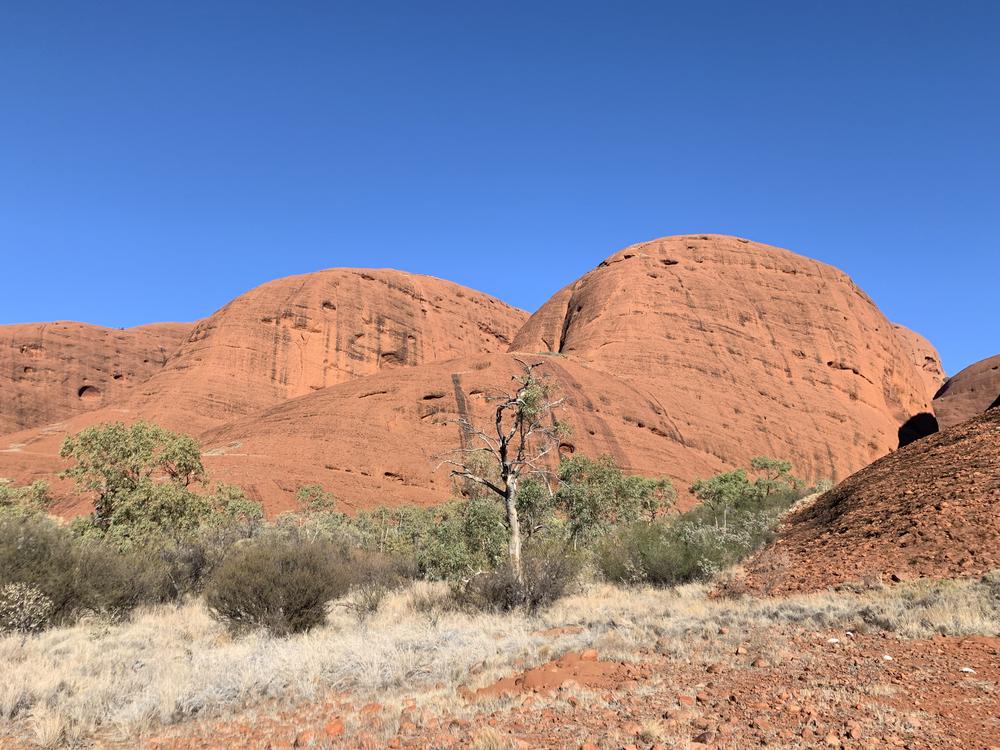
(743, 407, 1000, 594)
(473, 650, 651, 697)
(933, 353, 1000, 429)
(0, 321, 191, 435)
(57, 631, 998, 749)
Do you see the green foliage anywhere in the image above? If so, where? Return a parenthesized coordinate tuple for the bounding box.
(556, 455, 675, 542)
(206, 484, 264, 537)
(204, 535, 355, 636)
(59, 422, 264, 552)
(514, 477, 557, 539)
(0, 480, 52, 518)
(597, 457, 807, 586)
(0, 583, 55, 634)
(295, 483, 336, 513)
(596, 509, 780, 585)
(60, 421, 206, 532)
(0, 514, 172, 626)
(749, 455, 804, 498)
(98, 481, 212, 550)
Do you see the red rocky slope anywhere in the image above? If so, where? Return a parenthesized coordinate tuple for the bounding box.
(742, 407, 1000, 594)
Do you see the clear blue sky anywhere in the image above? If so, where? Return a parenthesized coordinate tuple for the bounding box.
(1, 2, 997, 374)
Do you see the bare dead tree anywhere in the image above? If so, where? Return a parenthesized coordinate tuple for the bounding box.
(437, 359, 565, 581)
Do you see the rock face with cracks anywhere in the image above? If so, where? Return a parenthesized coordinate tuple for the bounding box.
(511, 234, 932, 486)
(122, 268, 529, 434)
(197, 352, 728, 513)
(892, 323, 946, 401)
(0, 235, 942, 517)
(0, 321, 192, 436)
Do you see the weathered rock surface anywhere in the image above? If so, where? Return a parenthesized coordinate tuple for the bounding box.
(511, 234, 933, 485)
(124, 269, 528, 433)
(0, 237, 943, 517)
(0, 321, 191, 435)
(892, 323, 946, 400)
(197, 353, 726, 513)
(742, 407, 1000, 594)
(932, 353, 1000, 429)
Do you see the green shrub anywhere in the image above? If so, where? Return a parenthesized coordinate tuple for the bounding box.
(556, 455, 675, 543)
(204, 537, 354, 636)
(0, 514, 172, 625)
(0, 480, 52, 518)
(596, 509, 782, 586)
(453, 541, 582, 613)
(0, 583, 54, 634)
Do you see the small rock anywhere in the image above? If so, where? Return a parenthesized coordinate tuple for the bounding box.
(293, 730, 317, 748)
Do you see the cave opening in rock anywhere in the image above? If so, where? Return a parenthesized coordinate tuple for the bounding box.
(77, 385, 102, 400)
(897, 412, 939, 448)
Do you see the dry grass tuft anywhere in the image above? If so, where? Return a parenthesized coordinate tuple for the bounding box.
(0, 572, 996, 746)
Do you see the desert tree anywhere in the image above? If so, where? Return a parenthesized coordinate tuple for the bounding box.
(438, 359, 565, 581)
(59, 420, 206, 536)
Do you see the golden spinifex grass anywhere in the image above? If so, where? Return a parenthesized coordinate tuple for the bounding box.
(1, 574, 997, 747)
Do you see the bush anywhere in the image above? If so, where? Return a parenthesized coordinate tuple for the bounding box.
(595, 509, 781, 586)
(556, 455, 674, 543)
(0, 480, 52, 517)
(0, 583, 54, 634)
(0, 514, 172, 626)
(339, 552, 411, 622)
(204, 537, 354, 636)
(453, 542, 583, 613)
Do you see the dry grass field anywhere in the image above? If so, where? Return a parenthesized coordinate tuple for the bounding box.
(2, 573, 998, 748)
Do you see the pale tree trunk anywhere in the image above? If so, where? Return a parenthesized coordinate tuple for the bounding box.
(504, 480, 523, 584)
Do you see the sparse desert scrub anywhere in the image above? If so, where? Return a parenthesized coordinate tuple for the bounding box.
(0, 573, 997, 747)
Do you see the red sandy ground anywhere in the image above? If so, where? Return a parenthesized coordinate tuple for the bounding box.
(45, 628, 997, 750)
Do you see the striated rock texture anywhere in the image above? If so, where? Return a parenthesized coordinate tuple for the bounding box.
(0, 237, 940, 517)
(742, 407, 1000, 594)
(511, 235, 932, 485)
(892, 324, 946, 401)
(0, 321, 191, 435)
(196, 353, 727, 514)
(125, 269, 528, 433)
(932, 354, 1000, 429)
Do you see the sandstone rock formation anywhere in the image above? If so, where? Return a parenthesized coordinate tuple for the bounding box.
(511, 234, 932, 485)
(124, 269, 528, 433)
(932, 354, 1000, 429)
(0, 321, 191, 435)
(892, 324, 946, 400)
(741, 407, 1000, 594)
(196, 353, 727, 513)
(0, 236, 942, 517)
